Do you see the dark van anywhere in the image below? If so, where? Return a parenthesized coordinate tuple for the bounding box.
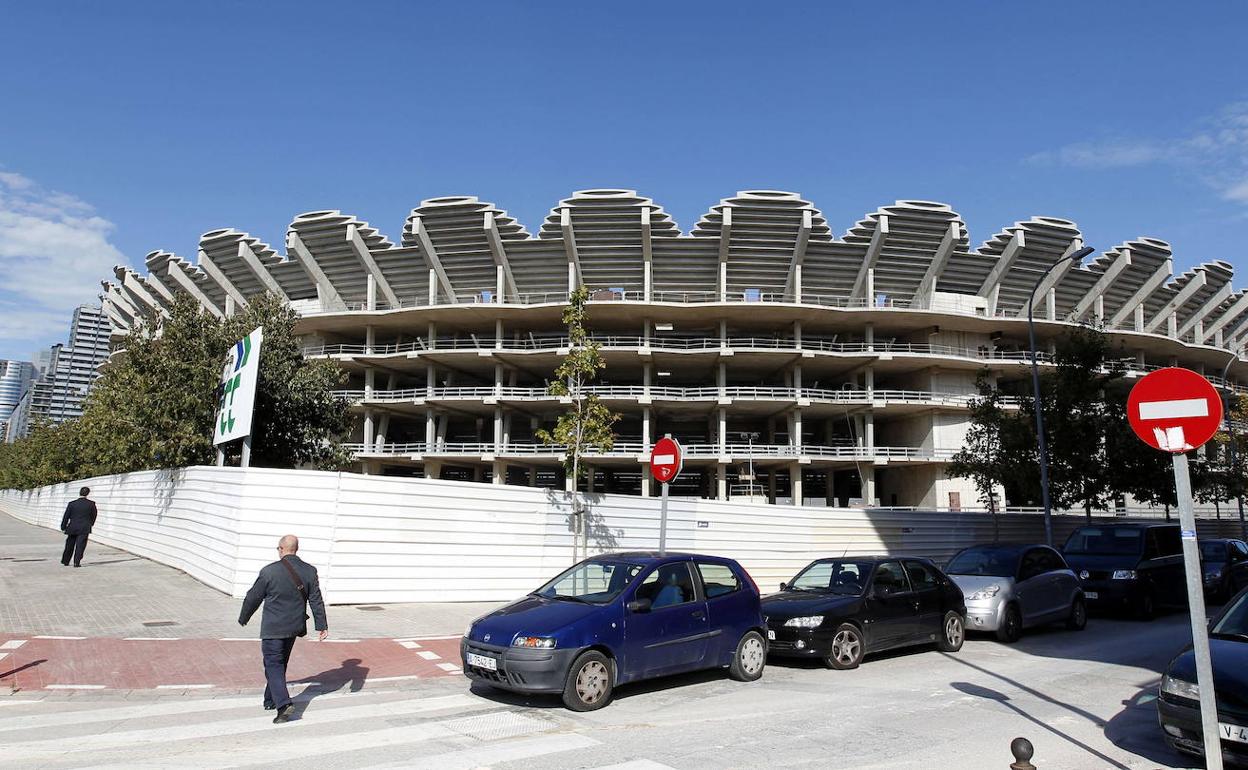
(1061, 523, 1184, 619)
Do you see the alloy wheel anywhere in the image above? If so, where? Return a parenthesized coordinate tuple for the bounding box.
(575, 660, 609, 704)
(945, 615, 963, 648)
(832, 628, 861, 666)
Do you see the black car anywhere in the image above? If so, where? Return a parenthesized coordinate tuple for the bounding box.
(1203, 539, 1248, 603)
(1061, 522, 1185, 619)
(761, 556, 966, 669)
(1158, 585, 1248, 767)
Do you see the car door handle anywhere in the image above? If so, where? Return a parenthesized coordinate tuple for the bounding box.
(691, 610, 706, 619)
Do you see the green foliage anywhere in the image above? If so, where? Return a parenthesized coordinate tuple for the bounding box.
(0, 293, 351, 489)
(535, 286, 619, 484)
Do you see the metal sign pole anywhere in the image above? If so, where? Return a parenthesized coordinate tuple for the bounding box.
(1172, 451, 1224, 770)
(658, 482, 669, 556)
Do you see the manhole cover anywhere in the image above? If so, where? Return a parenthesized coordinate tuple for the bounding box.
(356, 606, 384, 612)
(142, 620, 179, 627)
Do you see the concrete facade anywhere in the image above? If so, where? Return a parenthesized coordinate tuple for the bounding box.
(97, 191, 1248, 508)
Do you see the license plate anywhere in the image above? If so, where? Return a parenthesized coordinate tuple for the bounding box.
(1222, 722, 1248, 744)
(466, 652, 497, 671)
(767, 629, 775, 640)
(1084, 591, 1099, 600)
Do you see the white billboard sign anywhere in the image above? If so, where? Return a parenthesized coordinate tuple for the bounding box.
(214, 326, 263, 446)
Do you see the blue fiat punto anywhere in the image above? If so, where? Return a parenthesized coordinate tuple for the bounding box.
(461, 551, 767, 710)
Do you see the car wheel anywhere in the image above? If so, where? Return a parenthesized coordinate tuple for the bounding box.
(1066, 597, 1087, 631)
(1134, 590, 1156, 621)
(822, 623, 865, 670)
(561, 650, 613, 711)
(938, 612, 964, 652)
(728, 630, 767, 681)
(995, 604, 1022, 643)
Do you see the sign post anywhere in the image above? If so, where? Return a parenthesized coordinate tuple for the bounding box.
(1127, 367, 1224, 770)
(649, 436, 683, 555)
(214, 326, 264, 467)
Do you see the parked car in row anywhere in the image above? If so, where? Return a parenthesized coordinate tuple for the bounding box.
(1158, 584, 1248, 767)
(945, 543, 1086, 642)
(461, 552, 767, 710)
(1061, 522, 1185, 619)
(1202, 539, 1248, 603)
(760, 556, 965, 669)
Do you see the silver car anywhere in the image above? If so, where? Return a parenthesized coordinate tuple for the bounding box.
(946, 544, 1087, 643)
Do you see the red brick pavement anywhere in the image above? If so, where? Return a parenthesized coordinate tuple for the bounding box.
(0, 635, 464, 691)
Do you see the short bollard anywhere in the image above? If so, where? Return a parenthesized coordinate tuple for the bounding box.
(1009, 737, 1036, 770)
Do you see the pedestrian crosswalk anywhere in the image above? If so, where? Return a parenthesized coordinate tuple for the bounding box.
(0, 684, 681, 770)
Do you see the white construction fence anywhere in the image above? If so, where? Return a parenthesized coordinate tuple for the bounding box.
(2, 466, 1244, 604)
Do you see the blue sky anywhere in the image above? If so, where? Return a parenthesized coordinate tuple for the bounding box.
(2, 1, 1247, 360)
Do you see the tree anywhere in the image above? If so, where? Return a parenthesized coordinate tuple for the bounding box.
(536, 286, 619, 561)
(949, 373, 1012, 530)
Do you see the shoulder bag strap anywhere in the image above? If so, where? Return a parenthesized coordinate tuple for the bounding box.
(279, 557, 309, 604)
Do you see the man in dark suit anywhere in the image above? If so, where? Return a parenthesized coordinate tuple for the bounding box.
(238, 534, 329, 723)
(60, 487, 97, 567)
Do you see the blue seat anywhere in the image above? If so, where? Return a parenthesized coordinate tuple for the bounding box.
(653, 583, 683, 608)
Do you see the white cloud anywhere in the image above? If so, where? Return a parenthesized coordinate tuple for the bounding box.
(0, 171, 127, 358)
(1027, 102, 1248, 206)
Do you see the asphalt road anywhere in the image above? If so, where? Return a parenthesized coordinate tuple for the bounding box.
(0, 610, 1209, 769)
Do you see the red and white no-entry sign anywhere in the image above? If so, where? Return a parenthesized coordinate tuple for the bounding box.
(1127, 367, 1224, 453)
(650, 436, 684, 483)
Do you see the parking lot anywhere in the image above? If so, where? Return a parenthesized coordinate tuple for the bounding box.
(2, 608, 1207, 769)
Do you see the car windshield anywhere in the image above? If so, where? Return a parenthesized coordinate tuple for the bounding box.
(1201, 542, 1227, 561)
(1211, 590, 1248, 641)
(533, 559, 645, 605)
(787, 560, 873, 595)
(946, 546, 1020, 577)
(1063, 527, 1143, 555)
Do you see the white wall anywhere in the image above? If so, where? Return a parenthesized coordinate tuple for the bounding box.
(4, 467, 1244, 604)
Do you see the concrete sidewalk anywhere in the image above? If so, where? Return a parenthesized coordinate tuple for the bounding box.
(0, 511, 501, 639)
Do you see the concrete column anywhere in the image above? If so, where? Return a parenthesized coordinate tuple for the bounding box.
(473, 466, 483, 483)
(1167, 313, 1178, 338)
(424, 461, 441, 480)
(643, 407, 652, 448)
(502, 413, 512, 447)
(426, 363, 436, 397)
(718, 362, 726, 397)
(720, 319, 728, 347)
(364, 367, 375, 399)
(1134, 305, 1145, 332)
(225, 296, 236, 317)
(496, 265, 505, 304)
(494, 406, 503, 452)
(865, 322, 875, 353)
(790, 463, 803, 506)
(643, 319, 651, 347)
(794, 264, 802, 302)
(793, 408, 804, 451)
(425, 409, 436, 448)
(825, 468, 835, 508)
(492, 460, 505, 484)
(717, 464, 727, 500)
(366, 325, 376, 354)
(793, 363, 802, 398)
(1094, 295, 1104, 321)
(495, 363, 504, 396)
(644, 362, 653, 396)
(794, 320, 802, 348)
(865, 411, 875, 451)
(864, 365, 875, 398)
(427, 321, 437, 350)
(376, 414, 390, 451)
(364, 408, 375, 448)
(768, 470, 777, 505)
(366, 274, 377, 311)
(528, 465, 538, 486)
(718, 407, 727, 454)
(495, 319, 504, 349)
(428, 268, 437, 305)
(1046, 288, 1056, 321)
(861, 465, 876, 507)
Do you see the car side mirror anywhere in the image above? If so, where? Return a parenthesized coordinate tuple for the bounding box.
(779, 582, 788, 591)
(627, 598, 652, 613)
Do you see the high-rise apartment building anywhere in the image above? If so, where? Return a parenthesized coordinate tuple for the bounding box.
(5, 305, 110, 440)
(0, 359, 35, 438)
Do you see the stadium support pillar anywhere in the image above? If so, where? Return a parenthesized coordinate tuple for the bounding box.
(864, 365, 875, 398)
(865, 322, 875, 353)
(424, 461, 441, 480)
(865, 411, 875, 451)
(363, 409, 375, 449)
(492, 461, 505, 485)
(377, 414, 389, 451)
(790, 463, 803, 506)
(365, 367, 375, 398)
(861, 466, 876, 507)
(718, 407, 727, 455)
(717, 464, 727, 500)
(366, 326, 376, 354)
(643, 407, 652, 448)
(768, 470, 777, 504)
(425, 409, 436, 447)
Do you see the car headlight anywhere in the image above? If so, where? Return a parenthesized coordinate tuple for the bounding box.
(1161, 673, 1199, 700)
(512, 636, 557, 649)
(1111, 570, 1137, 580)
(783, 615, 824, 628)
(463, 623, 474, 638)
(966, 585, 1001, 601)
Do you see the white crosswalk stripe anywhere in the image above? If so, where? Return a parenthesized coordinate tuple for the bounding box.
(0, 687, 617, 770)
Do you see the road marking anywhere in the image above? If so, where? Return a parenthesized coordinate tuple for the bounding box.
(1, 639, 27, 649)
(123, 637, 181, 641)
(219, 637, 260, 641)
(399, 640, 422, 649)
(0, 652, 7, 661)
(588, 761, 680, 770)
(367, 674, 422, 682)
(1138, 397, 1209, 420)
(44, 684, 106, 690)
(402, 733, 600, 769)
(32, 635, 85, 640)
(408, 634, 465, 641)
(7, 694, 491, 758)
(417, 650, 441, 660)
(437, 663, 461, 672)
(155, 684, 214, 689)
(312, 638, 359, 643)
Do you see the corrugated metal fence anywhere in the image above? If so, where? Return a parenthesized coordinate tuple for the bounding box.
(2, 467, 1244, 603)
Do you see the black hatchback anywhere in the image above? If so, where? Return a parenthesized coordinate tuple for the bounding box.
(761, 556, 966, 669)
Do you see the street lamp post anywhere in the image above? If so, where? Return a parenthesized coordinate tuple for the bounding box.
(1219, 350, 1248, 540)
(1027, 245, 1096, 547)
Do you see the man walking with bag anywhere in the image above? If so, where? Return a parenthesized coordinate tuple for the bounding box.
(239, 534, 329, 723)
(60, 487, 97, 567)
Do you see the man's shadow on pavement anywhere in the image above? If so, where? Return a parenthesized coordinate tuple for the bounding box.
(289, 658, 369, 719)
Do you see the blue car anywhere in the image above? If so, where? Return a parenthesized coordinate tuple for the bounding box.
(461, 551, 768, 710)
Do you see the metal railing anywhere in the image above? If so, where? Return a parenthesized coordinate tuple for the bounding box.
(343, 441, 960, 460)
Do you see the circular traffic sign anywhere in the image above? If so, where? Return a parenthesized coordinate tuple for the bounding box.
(649, 436, 683, 483)
(1126, 367, 1223, 453)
